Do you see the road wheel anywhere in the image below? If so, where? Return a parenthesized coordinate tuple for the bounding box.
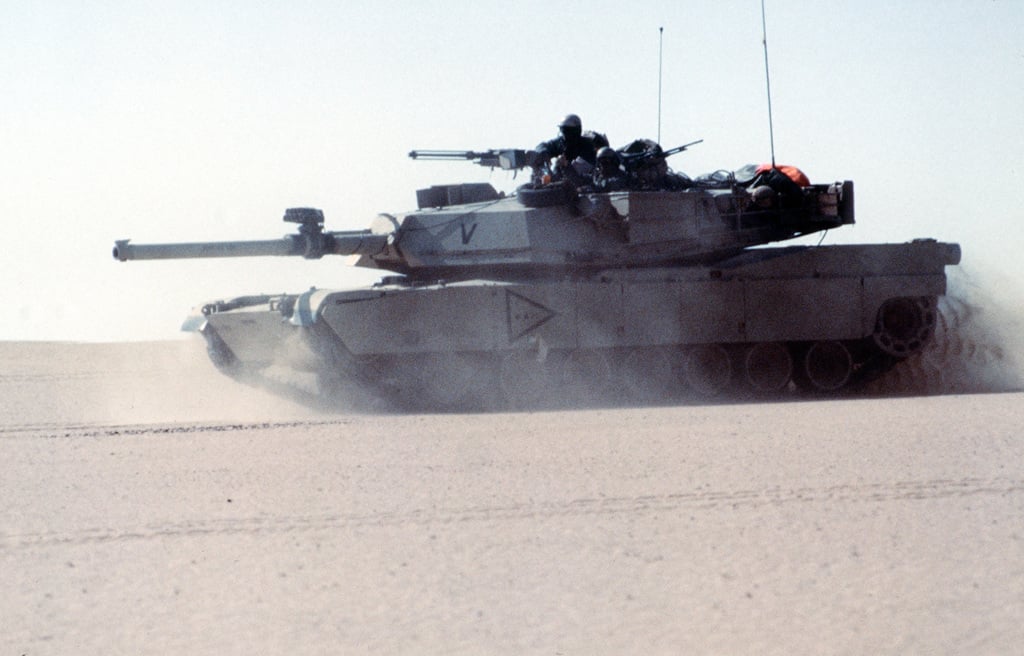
(744, 342, 793, 392)
(802, 340, 854, 391)
(619, 348, 680, 403)
(682, 344, 732, 396)
(499, 350, 551, 408)
(559, 349, 613, 401)
(416, 352, 482, 409)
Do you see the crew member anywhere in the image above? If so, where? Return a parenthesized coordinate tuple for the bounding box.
(591, 147, 631, 192)
(530, 114, 607, 172)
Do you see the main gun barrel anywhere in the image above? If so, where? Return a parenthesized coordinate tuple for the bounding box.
(114, 237, 300, 261)
(113, 207, 389, 262)
(112, 232, 388, 262)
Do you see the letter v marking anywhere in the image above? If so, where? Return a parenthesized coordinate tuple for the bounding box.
(460, 223, 478, 245)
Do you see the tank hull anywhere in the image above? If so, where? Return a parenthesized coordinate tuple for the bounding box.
(192, 239, 959, 409)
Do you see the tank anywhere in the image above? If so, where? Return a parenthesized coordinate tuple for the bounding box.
(112, 145, 961, 410)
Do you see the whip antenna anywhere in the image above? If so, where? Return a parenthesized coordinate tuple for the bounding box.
(761, 0, 776, 168)
(657, 26, 664, 143)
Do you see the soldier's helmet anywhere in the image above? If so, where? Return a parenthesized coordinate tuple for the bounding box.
(596, 146, 619, 163)
(559, 114, 582, 129)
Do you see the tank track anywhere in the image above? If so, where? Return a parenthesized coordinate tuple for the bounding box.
(272, 337, 909, 412)
(201, 295, 947, 413)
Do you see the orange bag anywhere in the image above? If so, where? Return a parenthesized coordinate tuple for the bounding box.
(755, 164, 810, 187)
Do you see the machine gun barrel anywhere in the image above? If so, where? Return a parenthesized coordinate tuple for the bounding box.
(408, 150, 483, 161)
(408, 148, 529, 170)
(113, 207, 389, 262)
(621, 139, 704, 167)
(660, 139, 704, 158)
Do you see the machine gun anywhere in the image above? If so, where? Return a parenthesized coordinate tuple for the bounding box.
(620, 139, 703, 171)
(408, 149, 531, 171)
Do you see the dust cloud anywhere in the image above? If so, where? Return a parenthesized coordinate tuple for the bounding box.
(0, 340, 316, 429)
(867, 265, 1024, 396)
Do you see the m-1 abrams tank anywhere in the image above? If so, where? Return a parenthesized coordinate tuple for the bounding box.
(113, 145, 960, 410)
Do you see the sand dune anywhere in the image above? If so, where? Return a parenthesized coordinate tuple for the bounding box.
(2, 338, 1023, 654)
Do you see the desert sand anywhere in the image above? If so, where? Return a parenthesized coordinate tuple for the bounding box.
(2, 337, 1023, 655)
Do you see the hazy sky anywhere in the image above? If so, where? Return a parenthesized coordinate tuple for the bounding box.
(3, 1, 1022, 341)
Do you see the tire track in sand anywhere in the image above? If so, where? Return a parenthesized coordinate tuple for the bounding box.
(0, 419, 351, 439)
(3, 477, 1022, 551)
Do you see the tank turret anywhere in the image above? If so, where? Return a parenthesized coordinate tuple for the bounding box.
(115, 162, 855, 282)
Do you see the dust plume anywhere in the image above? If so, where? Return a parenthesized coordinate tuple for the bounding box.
(866, 265, 1024, 395)
(89, 340, 316, 425)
